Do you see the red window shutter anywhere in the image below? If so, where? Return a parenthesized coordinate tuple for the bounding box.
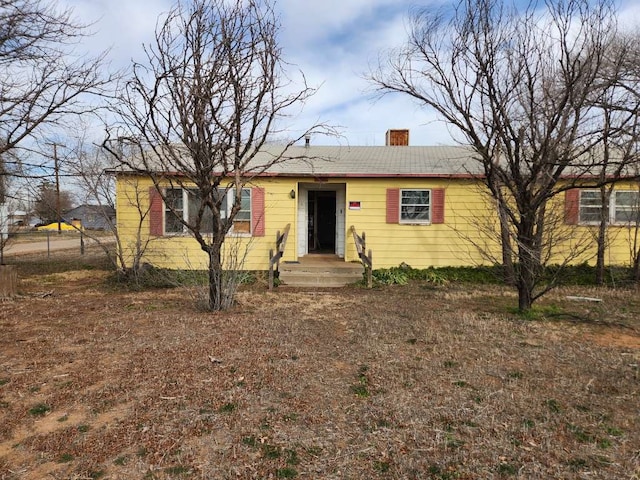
(431, 188, 445, 224)
(251, 187, 265, 236)
(386, 188, 400, 224)
(149, 187, 163, 236)
(564, 189, 579, 225)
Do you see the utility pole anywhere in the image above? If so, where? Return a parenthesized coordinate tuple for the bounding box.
(51, 142, 62, 235)
(53, 143, 61, 235)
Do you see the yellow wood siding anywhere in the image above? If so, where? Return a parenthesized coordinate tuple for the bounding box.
(344, 178, 497, 267)
(115, 176, 300, 270)
(115, 174, 640, 271)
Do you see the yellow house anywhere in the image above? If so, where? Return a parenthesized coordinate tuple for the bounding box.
(114, 140, 640, 277)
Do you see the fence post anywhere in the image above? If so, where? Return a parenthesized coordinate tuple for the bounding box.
(0, 265, 17, 297)
(47, 231, 51, 258)
(80, 231, 85, 255)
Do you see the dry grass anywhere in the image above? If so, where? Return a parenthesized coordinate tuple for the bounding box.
(0, 259, 639, 479)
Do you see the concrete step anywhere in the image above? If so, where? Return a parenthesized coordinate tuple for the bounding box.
(278, 256, 364, 287)
(279, 258, 363, 287)
(279, 269, 363, 287)
(280, 264, 363, 274)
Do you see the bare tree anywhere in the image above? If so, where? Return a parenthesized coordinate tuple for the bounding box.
(370, 0, 631, 310)
(627, 182, 640, 282)
(0, 0, 117, 188)
(588, 35, 640, 285)
(67, 136, 156, 282)
(33, 180, 72, 224)
(105, 0, 326, 310)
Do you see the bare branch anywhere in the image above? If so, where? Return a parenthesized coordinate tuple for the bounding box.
(107, 0, 328, 310)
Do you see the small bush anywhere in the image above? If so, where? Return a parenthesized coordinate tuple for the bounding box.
(351, 365, 371, 397)
(261, 444, 281, 459)
(370, 263, 640, 288)
(276, 467, 297, 478)
(372, 264, 504, 286)
(164, 465, 189, 475)
(57, 453, 74, 463)
(218, 402, 236, 413)
(372, 268, 408, 285)
(28, 403, 50, 416)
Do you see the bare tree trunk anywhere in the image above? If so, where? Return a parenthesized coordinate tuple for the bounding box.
(596, 203, 607, 286)
(0, 162, 6, 204)
(517, 276, 534, 312)
(516, 216, 539, 311)
(207, 245, 223, 311)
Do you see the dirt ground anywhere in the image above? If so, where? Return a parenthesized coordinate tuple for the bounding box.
(0, 254, 639, 479)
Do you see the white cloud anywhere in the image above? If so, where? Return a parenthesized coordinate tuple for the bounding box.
(64, 0, 172, 66)
(57, 0, 455, 146)
(619, 0, 640, 31)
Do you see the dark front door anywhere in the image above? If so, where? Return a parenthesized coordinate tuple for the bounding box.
(308, 190, 336, 253)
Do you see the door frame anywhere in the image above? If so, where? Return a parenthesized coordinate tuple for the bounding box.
(296, 182, 346, 258)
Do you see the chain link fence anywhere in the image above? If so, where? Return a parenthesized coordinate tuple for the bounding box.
(1, 229, 115, 264)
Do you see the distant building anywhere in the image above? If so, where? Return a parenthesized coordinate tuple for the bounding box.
(7, 210, 28, 226)
(64, 205, 116, 231)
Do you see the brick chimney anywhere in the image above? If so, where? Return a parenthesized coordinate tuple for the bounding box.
(385, 129, 409, 146)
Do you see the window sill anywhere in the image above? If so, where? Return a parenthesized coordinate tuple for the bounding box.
(578, 222, 638, 227)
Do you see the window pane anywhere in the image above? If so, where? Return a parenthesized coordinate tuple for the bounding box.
(580, 207, 602, 223)
(219, 191, 228, 220)
(615, 209, 640, 223)
(236, 189, 251, 221)
(401, 205, 430, 220)
(400, 189, 430, 222)
(615, 191, 639, 207)
(579, 191, 603, 223)
(233, 220, 251, 233)
(580, 190, 602, 206)
(165, 212, 182, 232)
(402, 190, 429, 204)
(615, 191, 640, 224)
(165, 189, 183, 210)
(165, 189, 183, 233)
(187, 191, 214, 233)
(226, 188, 251, 224)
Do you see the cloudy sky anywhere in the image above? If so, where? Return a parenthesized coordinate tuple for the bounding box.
(60, 0, 640, 147)
(58, 0, 453, 146)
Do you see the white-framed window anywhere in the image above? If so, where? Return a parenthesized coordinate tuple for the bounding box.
(164, 188, 251, 234)
(400, 189, 430, 224)
(614, 190, 640, 224)
(579, 189, 640, 225)
(578, 190, 603, 224)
